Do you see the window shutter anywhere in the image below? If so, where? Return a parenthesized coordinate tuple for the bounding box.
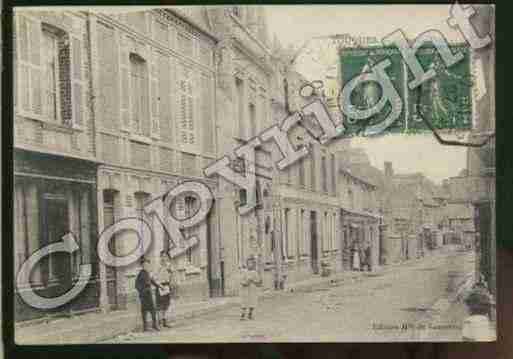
(178, 63, 195, 148)
(28, 17, 42, 116)
(119, 35, 130, 131)
(201, 74, 214, 153)
(141, 58, 151, 137)
(16, 15, 31, 113)
(17, 15, 42, 117)
(189, 71, 197, 146)
(150, 51, 159, 137)
(71, 36, 84, 128)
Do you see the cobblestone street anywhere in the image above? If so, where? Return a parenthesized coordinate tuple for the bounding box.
(105, 246, 473, 343)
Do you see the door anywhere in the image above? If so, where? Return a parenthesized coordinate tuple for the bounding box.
(310, 211, 319, 274)
(103, 190, 118, 309)
(41, 194, 71, 288)
(476, 202, 492, 290)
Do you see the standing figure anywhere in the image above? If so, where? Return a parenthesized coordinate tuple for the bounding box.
(155, 251, 173, 328)
(240, 256, 261, 320)
(135, 258, 160, 332)
(364, 245, 372, 272)
(351, 243, 361, 271)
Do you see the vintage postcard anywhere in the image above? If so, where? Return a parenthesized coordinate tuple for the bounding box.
(12, 4, 495, 344)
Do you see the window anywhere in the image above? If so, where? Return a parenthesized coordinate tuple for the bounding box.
(17, 17, 83, 127)
(283, 208, 290, 260)
(42, 29, 60, 122)
(255, 180, 262, 206)
(322, 156, 328, 192)
(239, 189, 247, 206)
(184, 196, 198, 264)
(130, 53, 149, 135)
(231, 6, 241, 18)
(310, 156, 316, 191)
(249, 103, 257, 138)
(236, 78, 245, 138)
(300, 209, 305, 255)
(331, 154, 337, 194)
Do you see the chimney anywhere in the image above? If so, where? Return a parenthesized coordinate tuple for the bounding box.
(384, 161, 394, 178)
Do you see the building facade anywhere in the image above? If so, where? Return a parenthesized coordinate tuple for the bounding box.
(91, 9, 219, 308)
(466, 5, 495, 295)
(13, 10, 99, 321)
(13, 8, 222, 321)
(205, 6, 276, 296)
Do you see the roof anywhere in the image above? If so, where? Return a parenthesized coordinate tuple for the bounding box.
(339, 166, 377, 188)
(344, 163, 386, 188)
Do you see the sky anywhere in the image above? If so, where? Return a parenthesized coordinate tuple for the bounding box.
(265, 5, 468, 183)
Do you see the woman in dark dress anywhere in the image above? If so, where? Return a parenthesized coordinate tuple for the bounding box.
(135, 258, 160, 331)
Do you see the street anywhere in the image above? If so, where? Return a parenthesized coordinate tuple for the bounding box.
(105, 246, 474, 343)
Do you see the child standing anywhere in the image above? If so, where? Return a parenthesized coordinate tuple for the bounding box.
(240, 256, 261, 320)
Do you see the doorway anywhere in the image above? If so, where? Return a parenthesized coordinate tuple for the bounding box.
(41, 193, 71, 288)
(103, 190, 119, 309)
(310, 211, 319, 274)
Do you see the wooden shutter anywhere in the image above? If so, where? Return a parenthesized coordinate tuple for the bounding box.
(17, 14, 42, 117)
(178, 63, 195, 149)
(189, 70, 197, 146)
(28, 17, 42, 116)
(141, 57, 151, 137)
(150, 50, 159, 137)
(201, 74, 214, 153)
(119, 34, 130, 131)
(71, 35, 84, 128)
(158, 53, 172, 143)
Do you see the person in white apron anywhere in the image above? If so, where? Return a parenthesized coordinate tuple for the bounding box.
(240, 256, 261, 320)
(155, 251, 173, 328)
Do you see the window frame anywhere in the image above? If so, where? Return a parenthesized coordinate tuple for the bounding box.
(15, 16, 84, 130)
(41, 27, 62, 123)
(129, 52, 150, 137)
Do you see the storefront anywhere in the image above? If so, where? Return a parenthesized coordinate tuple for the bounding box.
(14, 150, 99, 322)
(340, 208, 381, 271)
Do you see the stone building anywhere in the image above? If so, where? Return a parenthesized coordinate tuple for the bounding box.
(465, 6, 495, 295)
(91, 9, 219, 308)
(13, 8, 222, 320)
(338, 164, 381, 271)
(13, 10, 99, 321)
(204, 6, 276, 296)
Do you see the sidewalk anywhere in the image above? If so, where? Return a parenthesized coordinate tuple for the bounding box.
(15, 269, 367, 344)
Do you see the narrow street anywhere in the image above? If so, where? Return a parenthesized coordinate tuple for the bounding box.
(106, 246, 473, 343)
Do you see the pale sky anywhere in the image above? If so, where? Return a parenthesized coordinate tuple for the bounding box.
(350, 134, 468, 184)
(265, 5, 468, 184)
